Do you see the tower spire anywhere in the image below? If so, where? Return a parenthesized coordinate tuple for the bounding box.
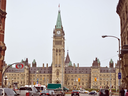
(65, 50, 71, 63)
(56, 9, 62, 29)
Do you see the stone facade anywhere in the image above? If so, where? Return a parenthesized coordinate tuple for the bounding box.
(0, 0, 6, 87)
(3, 58, 119, 89)
(117, 0, 128, 88)
(3, 10, 120, 89)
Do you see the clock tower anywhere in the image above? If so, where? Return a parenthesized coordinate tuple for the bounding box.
(52, 10, 65, 85)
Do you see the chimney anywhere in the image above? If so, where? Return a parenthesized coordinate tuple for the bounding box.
(77, 63, 79, 68)
(43, 63, 44, 68)
(73, 63, 75, 68)
(47, 63, 48, 68)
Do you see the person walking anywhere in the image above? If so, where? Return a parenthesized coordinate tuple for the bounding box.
(124, 88, 127, 96)
(125, 90, 128, 96)
(120, 88, 125, 96)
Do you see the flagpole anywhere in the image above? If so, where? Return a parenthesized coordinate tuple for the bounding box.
(58, 4, 60, 11)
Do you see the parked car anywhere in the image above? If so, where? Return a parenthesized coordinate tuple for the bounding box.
(99, 89, 109, 96)
(40, 90, 55, 96)
(0, 88, 20, 96)
(63, 87, 69, 92)
(71, 90, 79, 96)
(89, 90, 97, 95)
(16, 86, 40, 96)
(79, 89, 89, 94)
(48, 90, 55, 96)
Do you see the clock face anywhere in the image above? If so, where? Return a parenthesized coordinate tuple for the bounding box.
(57, 31, 61, 34)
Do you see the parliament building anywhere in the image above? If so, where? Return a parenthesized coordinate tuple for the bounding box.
(3, 10, 120, 89)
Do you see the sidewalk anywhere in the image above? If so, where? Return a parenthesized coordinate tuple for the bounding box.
(112, 92, 119, 96)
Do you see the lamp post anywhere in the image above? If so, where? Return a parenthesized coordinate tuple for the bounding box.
(102, 35, 121, 94)
(4, 76, 8, 87)
(12, 79, 13, 88)
(47, 79, 49, 85)
(2, 62, 24, 88)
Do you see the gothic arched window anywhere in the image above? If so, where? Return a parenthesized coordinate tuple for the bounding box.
(56, 70, 59, 76)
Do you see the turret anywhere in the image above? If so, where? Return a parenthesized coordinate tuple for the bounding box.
(65, 50, 71, 67)
(43, 63, 44, 68)
(32, 59, 36, 67)
(109, 59, 113, 68)
(46, 63, 48, 68)
(77, 63, 79, 68)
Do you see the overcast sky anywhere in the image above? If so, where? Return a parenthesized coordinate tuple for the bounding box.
(4, 0, 120, 67)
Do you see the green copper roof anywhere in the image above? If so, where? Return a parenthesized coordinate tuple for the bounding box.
(110, 59, 113, 63)
(33, 59, 36, 64)
(68, 61, 72, 66)
(97, 59, 100, 63)
(56, 11, 62, 29)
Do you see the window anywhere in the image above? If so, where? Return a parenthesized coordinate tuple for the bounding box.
(19, 88, 25, 90)
(55, 41, 62, 45)
(56, 70, 59, 76)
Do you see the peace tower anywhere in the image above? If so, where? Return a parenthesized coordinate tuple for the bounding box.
(52, 10, 65, 85)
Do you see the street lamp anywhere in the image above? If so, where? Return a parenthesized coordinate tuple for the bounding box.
(12, 79, 13, 88)
(47, 79, 49, 85)
(102, 35, 121, 93)
(4, 76, 8, 87)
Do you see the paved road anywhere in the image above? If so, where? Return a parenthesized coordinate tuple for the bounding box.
(66, 93, 99, 96)
(65, 93, 118, 96)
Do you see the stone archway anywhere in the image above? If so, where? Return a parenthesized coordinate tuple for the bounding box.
(56, 80, 60, 84)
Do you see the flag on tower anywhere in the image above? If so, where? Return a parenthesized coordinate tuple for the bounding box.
(58, 4, 60, 8)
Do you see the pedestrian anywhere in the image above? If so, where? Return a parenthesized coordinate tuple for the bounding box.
(124, 88, 127, 96)
(120, 88, 125, 96)
(125, 90, 128, 96)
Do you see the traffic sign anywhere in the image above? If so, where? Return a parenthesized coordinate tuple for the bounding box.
(34, 82, 36, 85)
(118, 72, 121, 79)
(94, 78, 97, 81)
(16, 63, 24, 69)
(78, 78, 80, 82)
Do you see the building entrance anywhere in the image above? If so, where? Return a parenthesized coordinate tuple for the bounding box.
(56, 80, 60, 84)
